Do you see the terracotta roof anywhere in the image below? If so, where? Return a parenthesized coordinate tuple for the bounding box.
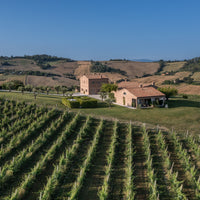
(118, 81, 139, 88)
(118, 81, 157, 89)
(126, 87, 165, 98)
(83, 74, 108, 79)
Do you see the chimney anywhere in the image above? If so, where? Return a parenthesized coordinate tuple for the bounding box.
(152, 82, 155, 86)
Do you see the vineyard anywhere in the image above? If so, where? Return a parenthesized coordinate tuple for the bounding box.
(0, 99, 200, 200)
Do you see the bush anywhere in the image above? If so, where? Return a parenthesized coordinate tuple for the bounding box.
(79, 98, 97, 108)
(2, 80, 24, 90)
(62, 98, 80, 108)
(62, 96, 97, 108)
(1, 61, 12, 66)
(158, 87, 178, 100)
(182, 94, 188, 99)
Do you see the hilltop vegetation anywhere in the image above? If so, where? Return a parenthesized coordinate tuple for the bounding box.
(90, 61, 127, 75)
(180, 57, 200, 72)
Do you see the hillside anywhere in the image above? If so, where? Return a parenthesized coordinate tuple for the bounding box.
(0, 56, 160, 87)
(1, 56, 200, 95)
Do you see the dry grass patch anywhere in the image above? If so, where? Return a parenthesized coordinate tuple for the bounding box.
(106, 60, 159, 79)
(176, 84, 200, 95)
(131, 72, 192, 87)
(26, 75, 78, 87)
(191, 72, 200, 81)
(0, 75, 26, 85)
(74, 61, 91, 77)
(162, 62, 186, 72)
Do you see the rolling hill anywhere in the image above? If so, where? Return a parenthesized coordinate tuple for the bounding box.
(0, 56, 160, 87)
(1, 55, 200, 95)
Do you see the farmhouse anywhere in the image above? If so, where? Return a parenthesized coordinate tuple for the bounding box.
(114, 82, 165, 108)
(80, 74, 109, 95)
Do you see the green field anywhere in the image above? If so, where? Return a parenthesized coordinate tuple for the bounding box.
(0, 100, 200, 199)
(0, 91, 200, 134)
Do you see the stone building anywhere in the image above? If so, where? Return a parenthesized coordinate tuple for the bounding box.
(114, 82, 165, 108)
(80, 74, 109, 95)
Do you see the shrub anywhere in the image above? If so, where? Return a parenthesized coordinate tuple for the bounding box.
(2, 80, 24, 90)
(62, 98, 80, 108)
(62, 96, 97, 108)
(182, 94, 188, 99)
(1, 61, 12, 66)
(79, 98, 97, 108)
(158, 87, 178, 100)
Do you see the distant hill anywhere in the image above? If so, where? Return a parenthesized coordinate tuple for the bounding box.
(179, 57, 200, 72)
(1, 55, 200, 95)
(0, 55, 160, 87)
(131, 59, 157, 62)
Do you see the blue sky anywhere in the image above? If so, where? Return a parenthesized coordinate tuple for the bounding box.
(0, 0, 200, 60)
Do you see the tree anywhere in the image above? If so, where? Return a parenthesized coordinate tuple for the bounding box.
(101, 83, 118, 93)
(99, 91, 107, 101)
(25, 85, 33, 92)
(46, 87, 50, 95)
(6, 82, 13, 92)
(54, 85, 60, 94)
(33, 88, 38, 99)
(158, 87, 178, 100)
(61, 86, 68, 96)
(18, 86, 25, 94)
(66, 91, 73, 97)
(105, 97, 115, 108)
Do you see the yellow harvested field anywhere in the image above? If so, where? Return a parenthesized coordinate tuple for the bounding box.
(0, 75, 26, 85)
(174, 71, 192, 79)
(191, 72, 200, 81)
(131, 71, 192, 86)
(74, 60, 159, 80)
(26, 75, 78, 87)
(103, 72, 126, 82)
(106, 60, 159, 78)
(176, 84, 200, 95)
(0, 58, 79, 76)
(74, 61, 91, 77)
(162, 61, 186, 72)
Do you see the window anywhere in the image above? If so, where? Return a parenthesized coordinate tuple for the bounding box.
(123, 92, 126, 95)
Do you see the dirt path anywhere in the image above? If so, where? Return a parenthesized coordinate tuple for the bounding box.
(132, 126, 149, 200)
(148, 131, 171, 200)
(108, 123, 127, 200)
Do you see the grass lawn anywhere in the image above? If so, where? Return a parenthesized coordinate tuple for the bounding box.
(1, 91, 200, 135)
(0, 91, 65, 109)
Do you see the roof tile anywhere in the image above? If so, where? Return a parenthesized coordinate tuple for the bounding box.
(127, 87, 165, 98)
(83, 74, 108, 79)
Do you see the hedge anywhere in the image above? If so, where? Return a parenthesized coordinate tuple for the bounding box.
(62, 98, 80, 108)
(62, 96, 97, 108)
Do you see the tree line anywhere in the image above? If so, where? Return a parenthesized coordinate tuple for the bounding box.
(90, 61, 127, 76)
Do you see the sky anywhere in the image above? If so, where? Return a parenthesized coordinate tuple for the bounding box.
(0, 0, 200, 60)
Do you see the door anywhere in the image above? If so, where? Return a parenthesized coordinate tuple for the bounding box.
(123, 97, 126, 105)
(132, 99, 136, 107)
